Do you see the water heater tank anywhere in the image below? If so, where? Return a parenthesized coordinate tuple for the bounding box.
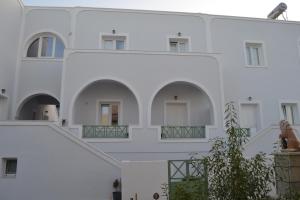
(267, 2, 287, 19)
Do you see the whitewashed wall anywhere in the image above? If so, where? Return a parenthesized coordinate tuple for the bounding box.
(75, 10, 207, 51)
(3, 5, 300, 161)
(0, 0, 22, 119)
(15, 7, 71, 118)
(90, 125, 216, 161)
(16, 6, 300, 132)
(23, 8, 70, 47)
(62, 51, 222, 160)
(2, 4, 300, 200)
(17, 60, 62, 106)
(122, 161, 168, 200)
(62, 51, 222, 127)
(0, 123, 121, 200)
(211, 17, 300, 128)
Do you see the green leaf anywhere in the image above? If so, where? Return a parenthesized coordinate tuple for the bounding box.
(203, 102, 274, 200)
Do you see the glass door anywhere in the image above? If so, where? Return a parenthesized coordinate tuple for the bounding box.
(99, 103, 120, 125)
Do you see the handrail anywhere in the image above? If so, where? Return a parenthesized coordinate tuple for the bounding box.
(244, 125, 300, 149)
(83, 125, 129, 138)
(244, 125, 277, 148)
(161, 126, 205, 139)
(0, 121, 122, 167)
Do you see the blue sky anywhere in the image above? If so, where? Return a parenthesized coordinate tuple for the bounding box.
(23, 0, 300, 21)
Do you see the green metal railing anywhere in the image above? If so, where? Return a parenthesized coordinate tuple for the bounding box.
(82, 125, 129, 138)
(168, 159, 208, 200)
(161, 126, 206, 139)
(239, 128, 251, 137)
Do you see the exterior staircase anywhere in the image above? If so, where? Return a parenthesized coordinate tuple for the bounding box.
(0, 121, 121, 200)
(244, 124, 300, 156)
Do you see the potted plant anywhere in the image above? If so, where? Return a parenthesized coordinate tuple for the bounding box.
(113, 179, 121, 200)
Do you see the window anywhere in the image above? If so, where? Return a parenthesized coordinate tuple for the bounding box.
(239, 103, 261, 136)
(2, 158, 17, 177)
(102, 35, 126, 50)
(99, 102, 120, 126)
(169, 38, 189, 52)
(103, 40, 113, 50)
(245, 42, 264, 66)
(27, 34, 65, 58)
(281, 103, 299, 125)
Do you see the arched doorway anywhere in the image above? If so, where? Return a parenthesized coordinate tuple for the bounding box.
(151, 81, 214, 139)
(73, 80, 139, 139)
(17, 94, 60, 121)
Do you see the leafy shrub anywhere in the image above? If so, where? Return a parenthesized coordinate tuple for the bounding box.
(205, 102, 274, 200)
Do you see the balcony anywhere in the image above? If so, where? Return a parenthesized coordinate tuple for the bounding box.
(72, 79, 139, 140)
(161, 126, 205, 139)
(82, 125, 129, 139)
(150, 81, 214, 140)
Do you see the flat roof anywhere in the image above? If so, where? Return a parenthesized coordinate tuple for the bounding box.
(22, 1, 300, 25)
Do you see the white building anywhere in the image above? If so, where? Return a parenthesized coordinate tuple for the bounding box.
(1, 0, 300, 199)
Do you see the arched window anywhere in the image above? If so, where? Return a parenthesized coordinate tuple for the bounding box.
(27, 33, 65, 58)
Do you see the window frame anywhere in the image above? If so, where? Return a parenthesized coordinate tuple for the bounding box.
(25, 33, 65, 59)
(96, 99, 123, 126)
(2, 158, 17, 178)
(279, 100, 300, 125)
(244, 41, 267, 68)
(99, 33, 129, 50)
(167, 36, 191, 52)
(238, 100, 263, 136)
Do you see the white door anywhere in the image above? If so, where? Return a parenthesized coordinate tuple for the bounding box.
(99, 102, 120, 126)
(165, 102, 188, 126)
(240, 104, 259, 132)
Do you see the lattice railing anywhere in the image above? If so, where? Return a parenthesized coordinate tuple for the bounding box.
(161, 126, 205, 139)
(168, 159, 208, 200)
(239, 128, 251, 137)
(82, 125, 129, 138)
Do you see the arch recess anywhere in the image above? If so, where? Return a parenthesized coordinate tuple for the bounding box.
(150, 80, 216, 127)
(71, 79, 141, 126)
(17, 93, 60, 121)
(24, 31, 66, 58)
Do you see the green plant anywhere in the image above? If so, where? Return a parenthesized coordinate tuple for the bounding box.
(205, 102, 274, 200)
(169, 179, 207, 200)
(173, 184, 191, 200)
(162, 158, 208, 200)
(278, 190, 300, 200)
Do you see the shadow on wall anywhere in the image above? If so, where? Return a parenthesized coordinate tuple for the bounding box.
(17, 94, 60, 121)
